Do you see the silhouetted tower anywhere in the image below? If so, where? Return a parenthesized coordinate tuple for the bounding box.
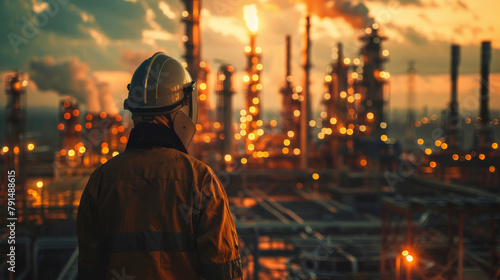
(446, 45, 460, 149)
(322, 58, 338, 134)
(243, 9, 263, 154)
(3, 72, 28, 215)
(197, 62, 210, 130)
(405, 61, 416, 140)
(359, 24, 388, 137)
(280, 35, 300, 147)
(476, 41, 494, 150)
(336, 43, 349, 124)
(182, 0, 200, 81)
(59, 97, 82, 152)
(216, 65, 235, 158)
(300, 15, 311, 169)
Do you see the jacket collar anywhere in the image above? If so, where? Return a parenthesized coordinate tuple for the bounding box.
(125, 122, 188, 154)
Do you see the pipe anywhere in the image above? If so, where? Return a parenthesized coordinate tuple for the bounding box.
(480, 41, 491, 126)
(448, 45, 460, 148)
(300, 16, 311, 169)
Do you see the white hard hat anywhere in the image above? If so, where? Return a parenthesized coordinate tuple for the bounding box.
(124, 52, 198, 149)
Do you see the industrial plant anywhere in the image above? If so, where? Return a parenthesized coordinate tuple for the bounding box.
(1, 1, 499, 280)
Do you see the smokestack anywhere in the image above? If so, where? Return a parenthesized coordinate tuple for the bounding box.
(286, 35, 291, 86)
(216, 65, 235, 159)
(280, 35, 294, 136)
(182, 0, 201, 82)
(405, 61, 416, 141)
(480, 41, 491, 126)
(447, 45, 460, 149)
(300, 16, 311, 169)
(475, 41, 494, 151)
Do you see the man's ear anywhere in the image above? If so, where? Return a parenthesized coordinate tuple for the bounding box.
(127, 83, 130, 90)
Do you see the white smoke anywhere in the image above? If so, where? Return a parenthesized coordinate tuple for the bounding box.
(29, 56, 119, 115)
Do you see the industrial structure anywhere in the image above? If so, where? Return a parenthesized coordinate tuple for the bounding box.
(0, 2, 499, 280)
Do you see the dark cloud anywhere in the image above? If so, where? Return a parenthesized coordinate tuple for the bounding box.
(73, 0, 148, 40)
(304, 0, 373, 30)
(33, 1, 89, 38)
(456, 0, 469, 10)
(367, 0, 424, 6)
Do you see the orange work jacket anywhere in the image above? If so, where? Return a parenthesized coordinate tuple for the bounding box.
(76, 143, 242, 279)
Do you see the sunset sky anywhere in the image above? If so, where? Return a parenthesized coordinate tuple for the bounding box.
(0, 0, 499, 119)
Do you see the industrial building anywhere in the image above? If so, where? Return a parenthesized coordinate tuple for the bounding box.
(0, 1, 499, 280)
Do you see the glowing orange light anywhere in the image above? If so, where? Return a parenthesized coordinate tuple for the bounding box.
(27, 143, 35, 151)
(282, 147, 289, 154)
(367, 112, 374, 120)
(73, 109, 80, 117)
(64, 112, 71, 120)
(402, 250, 409, 256)
(425, 148, 432, 155)
(270, 120, 277, 127)
(102, 147, 109, 155)
(100, 158, 107, 164)
(100, 112, 107, 119)
(85, 122, 92, 129)
(116, 115, 122, 122)
(118, 126, 125, 133)
(312, 173, 319, 180)
(441, 143, 448, 150)
(380, 135, 388, 141)
(430, 161, 436, 168)
(243, 4, 258, 33)
(60, 149, 66, 156)
(493, 143, 498, 149)
(479, 154, 485, 160)
(452, 154, 459, 161)
(64, 101, 70, 108)
(75, 124, 82, 132)
(490, 166, 496, 173)
(120, 136, 127, 144)
(465, 154, 471, 161)
(13, 147, 19, 155)
(86, 114, 93, 121)
(241, 158, 247, 164)
(224, 154, 232, 162)
(360, 159, 367, 166)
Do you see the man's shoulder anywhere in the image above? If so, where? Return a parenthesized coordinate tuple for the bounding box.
(102, 147, 214, 176)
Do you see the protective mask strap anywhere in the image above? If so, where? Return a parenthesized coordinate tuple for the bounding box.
(170, 110, 196, 150)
